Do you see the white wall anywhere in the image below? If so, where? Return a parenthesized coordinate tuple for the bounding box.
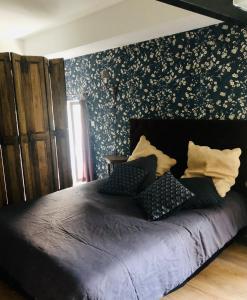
(0, 39, 23, 53)
(22, 0, 220, 59)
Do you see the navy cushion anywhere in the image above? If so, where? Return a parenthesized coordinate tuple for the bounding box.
(179, 177, 223, 209)
(99, 155, 157, 196)
(126, 155, 157, 190)
(99, 165, 146, 196)
(136, 172, 194, 221)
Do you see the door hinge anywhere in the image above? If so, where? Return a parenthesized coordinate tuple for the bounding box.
(48, 63, 53, 74)
(20, 58, 29, 73)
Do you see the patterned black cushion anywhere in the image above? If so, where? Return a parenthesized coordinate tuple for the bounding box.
(99, 164, 147, 196)
(126, 155, 157, 190)
(136, 172, 194, 221)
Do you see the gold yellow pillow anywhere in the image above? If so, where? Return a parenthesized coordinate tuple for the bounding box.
(182, 141, 241, 197)
(128, 135, 176, 176)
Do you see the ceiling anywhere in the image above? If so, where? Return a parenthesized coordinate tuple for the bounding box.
(0, 0, 221, 57)
(0, 0, 124, 39)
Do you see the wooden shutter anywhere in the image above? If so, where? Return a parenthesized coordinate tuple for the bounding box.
(0, 148, 7, 207)
(0, 53, 24, 204)
(44, 58, 59, 191)
(11, 53, 55, 201)
(49, 59, 72, 189)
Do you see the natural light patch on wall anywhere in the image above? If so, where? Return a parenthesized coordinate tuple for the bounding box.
(67, 101, 83, 184)
(0, 39, 24, 53)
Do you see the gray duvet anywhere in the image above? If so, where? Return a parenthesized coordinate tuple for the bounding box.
(0, 179, 246, 300)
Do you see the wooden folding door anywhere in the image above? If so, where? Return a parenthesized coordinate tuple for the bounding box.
(11, 54, 56, 201)
(0, 150, 6, 207)
(48, 59, 72, 189)
(0, 53, 24, 205)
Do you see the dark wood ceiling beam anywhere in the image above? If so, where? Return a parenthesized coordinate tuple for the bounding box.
(157, 0, 247, 24)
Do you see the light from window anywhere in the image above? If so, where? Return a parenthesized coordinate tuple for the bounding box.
(67, 101, 83, 184)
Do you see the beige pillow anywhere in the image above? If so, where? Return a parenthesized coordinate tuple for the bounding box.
(128, 135, 176, 176)
(182, 141, 241, 197)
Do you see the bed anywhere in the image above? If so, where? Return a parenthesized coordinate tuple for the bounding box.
(0, 119, 247, 300)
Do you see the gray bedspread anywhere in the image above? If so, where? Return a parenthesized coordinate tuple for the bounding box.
(0, 179, 246, 300)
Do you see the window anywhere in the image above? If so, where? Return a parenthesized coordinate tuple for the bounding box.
(67, 101, 83, 184)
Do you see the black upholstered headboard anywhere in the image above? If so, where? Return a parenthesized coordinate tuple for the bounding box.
(130, 119, 247, 195)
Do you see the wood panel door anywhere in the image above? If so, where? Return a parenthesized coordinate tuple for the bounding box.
(49, 59, 72, 189)
(11, 53, 55, 201)
(44, 58, 59, 191)
(0, 53, 24, 204)
(0, 148, 7, 207)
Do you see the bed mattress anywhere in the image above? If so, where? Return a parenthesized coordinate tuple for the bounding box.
(0, 179, 246, 300)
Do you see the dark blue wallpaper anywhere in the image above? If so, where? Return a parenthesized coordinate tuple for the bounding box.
(65, 23, 247, 178)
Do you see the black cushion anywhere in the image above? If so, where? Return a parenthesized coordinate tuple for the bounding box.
(126, 155, 157, 190)
(179, 177, 223, 209)
(99, 155, 157, 196)
(136, 172, 194, 221)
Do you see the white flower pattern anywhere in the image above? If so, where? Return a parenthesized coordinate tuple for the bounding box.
(65, 23, 247, 178)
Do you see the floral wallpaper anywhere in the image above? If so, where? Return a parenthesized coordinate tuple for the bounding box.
(65, 23, 247, 178)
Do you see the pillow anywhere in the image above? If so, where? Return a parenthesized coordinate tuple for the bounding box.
(128, 135, 176, 176)
(179, 177, 223, 209)
(182, 141, 241, 197)
(99, 155, 157, 196)
(125, 155, 157, 190)
(136, 172, 194, 221)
